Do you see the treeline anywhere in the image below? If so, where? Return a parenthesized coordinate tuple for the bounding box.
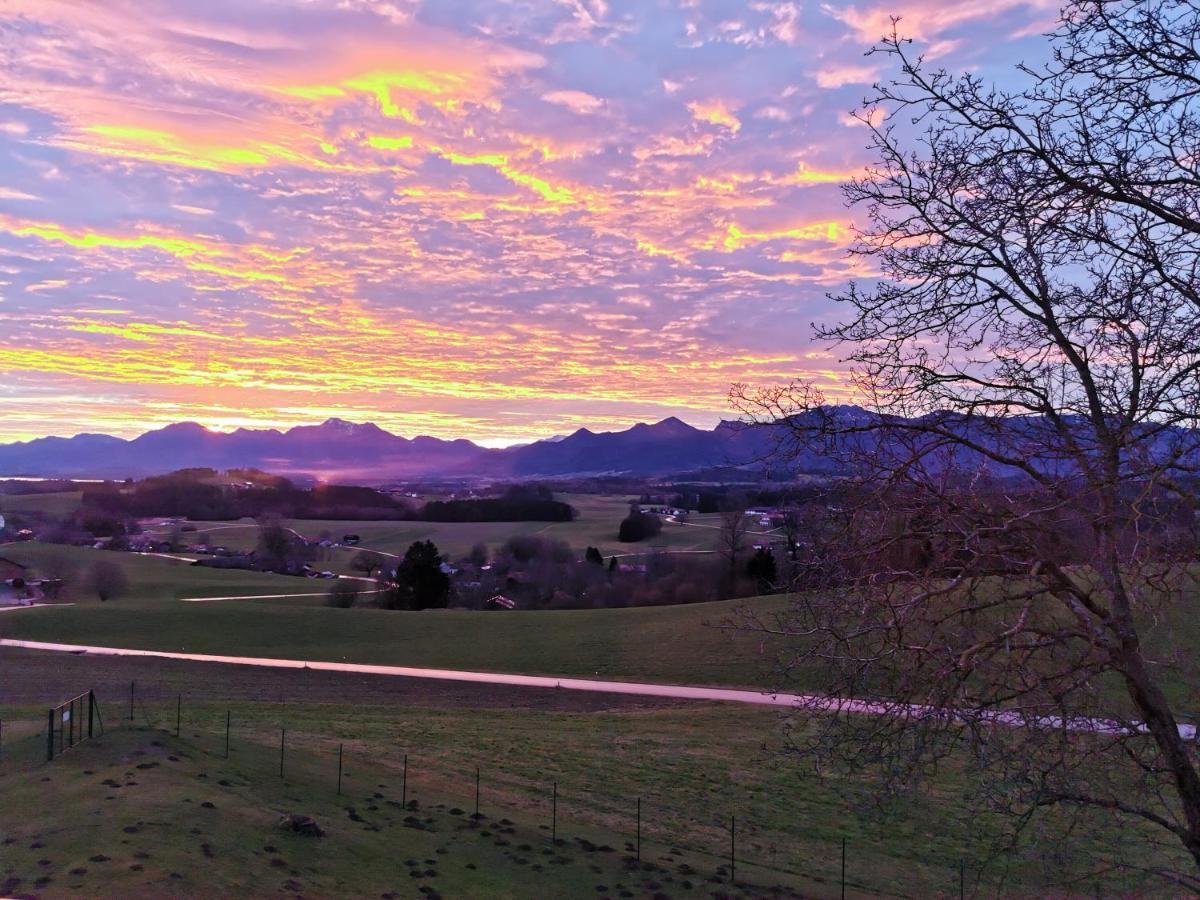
(82, 474, 409, 521)
(80, 471, 576, 523)
(423, 485, 575, 523)
(452, 534, 776, 611)
(659, 483, 837, 513)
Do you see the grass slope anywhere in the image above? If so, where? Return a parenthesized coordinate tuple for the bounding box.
(0, 491, 84, 519)
(0, 695, 1148, 898)
(0, 542, 323, 603)
(1, 591, 786, 688)
(147, 494, 725, 563)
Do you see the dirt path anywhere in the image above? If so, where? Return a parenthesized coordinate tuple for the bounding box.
(2, 637, 1191, 739)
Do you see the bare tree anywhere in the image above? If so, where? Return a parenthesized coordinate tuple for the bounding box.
(717, 508, 750, 593)
(327, 580, 359, 609)
(82, 559, 128, 603)
(734, 0, 1200, 887)
(349, 549, 385, 578)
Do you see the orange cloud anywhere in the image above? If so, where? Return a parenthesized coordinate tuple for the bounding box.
(687, 100, 742, 132)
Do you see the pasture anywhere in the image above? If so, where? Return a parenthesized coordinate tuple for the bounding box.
(0, 542, 324, 603)
(0, 543, 785, 687)
(0, 647, 1164, 898)
(0, 491, 84, 519)
(141, 493, 737, 563)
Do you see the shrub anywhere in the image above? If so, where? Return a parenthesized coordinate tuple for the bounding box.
(618, 510, 662, 543)
(327, 581, 359, 609)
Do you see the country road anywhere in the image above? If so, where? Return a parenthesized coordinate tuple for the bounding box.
(179, 588, 386, 603)
(1, 638, 1192, 740)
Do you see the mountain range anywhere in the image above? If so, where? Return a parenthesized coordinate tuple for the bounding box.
(0, 415, 801, 483)
(6, 409, 1189, 484)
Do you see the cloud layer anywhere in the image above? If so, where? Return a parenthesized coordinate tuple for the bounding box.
(0, 0, 1055, 444)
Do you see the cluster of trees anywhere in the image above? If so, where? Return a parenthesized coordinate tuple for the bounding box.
(448, 533, 775, 611)
(82, 473, 413, 522)
(660, 485, 828, 514)
(422, 485, 575, 522)
(330, 539, 451, 610)
(80, 472, 576, 525)
(19, 551, 130, 604)
(617, 509, 662, 542)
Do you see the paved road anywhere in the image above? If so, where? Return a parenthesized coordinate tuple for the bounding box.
(1, 638, 1191, 740)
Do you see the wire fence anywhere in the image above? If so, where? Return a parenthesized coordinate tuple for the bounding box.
(0, 684, 992, 899)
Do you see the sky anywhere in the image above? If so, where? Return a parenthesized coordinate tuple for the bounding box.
(0, 0, 1059, 446)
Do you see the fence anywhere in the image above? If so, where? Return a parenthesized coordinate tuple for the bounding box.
(45, 689, 103, 761)
(0, 685, 993, 899)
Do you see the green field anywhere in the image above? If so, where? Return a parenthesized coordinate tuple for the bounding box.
(0, 491, 84, 519)
(143, 493, 738, 563)
(0, 681, 1161, 898)
(3, 595, 780, 692)
(0, 542, 327, 603)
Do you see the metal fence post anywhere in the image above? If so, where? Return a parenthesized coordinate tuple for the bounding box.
(841, 836, 847, 900)
(279, 728, 286, 778)
(475, 766, 480, 817)
(552, 781, 557, 843)
(730, 815, 736, 884)
(176, 694, 181, 737)
(337, 744, 343, 795)
(224, 710, 230, 759)
(402, 753, 408, 806)
(636, 797, 641, 862)
(129, 681, 135, 722)
(87, 690, 94, 739)
(46, 708, 54, 762)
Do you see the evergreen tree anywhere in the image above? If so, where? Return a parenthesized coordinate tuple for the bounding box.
(746, 547, 777, 592)
(388, 540, 451, 610)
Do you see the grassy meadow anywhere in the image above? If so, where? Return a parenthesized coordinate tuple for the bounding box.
(140, 493, 740, 562)
(0, 671, 1168, 899)
(0, 491, 85, 519)
(0, 541, 330, 603)
(0, 543, 784, 687)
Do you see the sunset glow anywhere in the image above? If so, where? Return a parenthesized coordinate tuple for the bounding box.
(0, 0, 1058, 443)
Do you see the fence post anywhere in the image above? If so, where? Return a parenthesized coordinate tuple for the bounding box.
(279, 728, 286, 778)
(730, 815, 736, 884)
(67, 697, 74, 748)
(841, 836, 847, 900)
(87, 690, 94, 739)
(46, 708, 54, 762)
(337, 744, 343, 795)
(636, 797, 641, 862)
(475, 766, 480, 817)
(402, 754, 408, 807)
(224, 710, 230, 759)
(175, 694, 181, 738)
(552, 781, 557, 843)
(129, 681, 135, 722)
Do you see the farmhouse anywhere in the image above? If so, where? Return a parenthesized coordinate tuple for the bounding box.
(0, 556, 27, 581)
(0, 556, 32, 607)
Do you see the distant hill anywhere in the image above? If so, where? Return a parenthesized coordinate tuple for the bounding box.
(0, 414, 802, 482)
(3, 408, 1188, 483)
